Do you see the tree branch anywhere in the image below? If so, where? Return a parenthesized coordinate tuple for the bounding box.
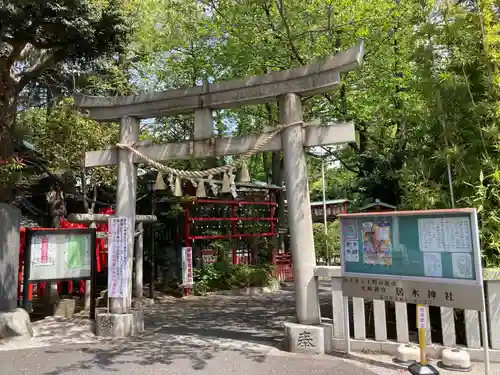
(275, 0, 306, 65)
(6, 41, 27, 66)
(16, 48, 62, 93)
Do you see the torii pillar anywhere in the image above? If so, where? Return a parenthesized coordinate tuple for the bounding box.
(279, 93, 320, 324)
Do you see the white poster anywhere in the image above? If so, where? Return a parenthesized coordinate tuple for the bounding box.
(444, 217, 472, 253)
(344, 240, 359, 262)
(31, 235, 57, 266)
(418, 218, 445, 252)
(377, 226, 390, 241)
(452, 253, 473, 279)
(107, 217, 129, 298)
(418, 216, 473, 253)
(423, 252, 442, 277)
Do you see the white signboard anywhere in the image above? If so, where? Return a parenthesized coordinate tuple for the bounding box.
(107, 217, 129, 298)
(181, 246, 194, 286)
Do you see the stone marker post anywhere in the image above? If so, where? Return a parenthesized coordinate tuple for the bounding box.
(0, 203, 32, 340)
(0, 204, 21, 312)
(278, 94, 320, 325)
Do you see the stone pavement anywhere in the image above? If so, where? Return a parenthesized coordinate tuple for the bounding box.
(0, 288, 497, 374)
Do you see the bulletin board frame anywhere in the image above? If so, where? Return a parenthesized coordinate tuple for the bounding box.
(338, 208, 490, 372)
(339, 208, 486, 311)
(339, 208, 483, 286)
(22, 228, 97, 319)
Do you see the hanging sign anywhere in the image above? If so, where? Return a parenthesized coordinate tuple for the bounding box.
(182, 246, 194, 286)
(202, 249, 217, 264)
(417, 305, 427, 329)
(107, 217, 129, 298)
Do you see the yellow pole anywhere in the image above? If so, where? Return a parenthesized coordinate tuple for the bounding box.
(417, 304, 427, 366)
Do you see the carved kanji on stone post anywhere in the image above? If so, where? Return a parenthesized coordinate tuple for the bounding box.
(75, 41, 365, 335)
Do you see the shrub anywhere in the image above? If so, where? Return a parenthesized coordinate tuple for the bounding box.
(192, 263, 276, 295)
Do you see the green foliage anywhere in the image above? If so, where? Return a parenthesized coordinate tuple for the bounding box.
(193, 263, 276, 296)
(0, 0, 131, 60)
(0, 0, 132, 202)
(6, 0, 500, 267)
(313, 221, 340, 263)
(19, 98, 118, 187)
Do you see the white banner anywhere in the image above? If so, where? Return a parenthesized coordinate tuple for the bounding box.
(181, 246, 194, 286)
(108, 217, 129, 298)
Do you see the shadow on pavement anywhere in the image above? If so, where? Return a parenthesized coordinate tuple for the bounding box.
(38, 289, 337, 374)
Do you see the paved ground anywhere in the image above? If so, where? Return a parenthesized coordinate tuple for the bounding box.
(0, 287, 496, 374)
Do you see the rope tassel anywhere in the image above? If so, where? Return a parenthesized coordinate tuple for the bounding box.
(196, 180, 206, 197)
(238, 161, 250, 183)
(221, 172, 231, 193)
(155, 171, 167, 190)
(208, 175, 218, 196)
(168, 174, 175, 194)
(174, 177, 182, 197)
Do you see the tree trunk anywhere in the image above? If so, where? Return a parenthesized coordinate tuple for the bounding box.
(0, 58, 19, 203)
(46, 182, 67, 228)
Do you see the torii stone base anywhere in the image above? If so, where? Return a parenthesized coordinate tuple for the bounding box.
(68, 214, 157, 337)
(95, 308, 144, 338)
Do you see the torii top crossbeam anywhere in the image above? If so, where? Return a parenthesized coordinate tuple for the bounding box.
(75, 41, 364, 122)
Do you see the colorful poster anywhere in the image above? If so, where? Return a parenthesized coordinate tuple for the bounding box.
(107, 217, 129, 298)
(344, 240, 359, 262)
(362, 221, 392, 266)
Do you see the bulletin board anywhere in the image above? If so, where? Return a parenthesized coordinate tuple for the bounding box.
(339, 208, 485, 310)
(23, 228, 96, 282)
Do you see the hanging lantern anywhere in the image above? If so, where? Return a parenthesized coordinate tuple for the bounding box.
(238, 161, 251, 183)
(155, 171, 167, 190)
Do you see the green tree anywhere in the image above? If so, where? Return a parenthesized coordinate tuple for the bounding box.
(0, 0, 131, 202)
(19, 98, 118, 225)
(313, 221, 340, 264)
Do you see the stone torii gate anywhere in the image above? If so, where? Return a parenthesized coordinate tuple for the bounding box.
(76, 41, 364, 337)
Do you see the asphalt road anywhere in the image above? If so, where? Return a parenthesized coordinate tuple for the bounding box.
(0, 342, 383, 375)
